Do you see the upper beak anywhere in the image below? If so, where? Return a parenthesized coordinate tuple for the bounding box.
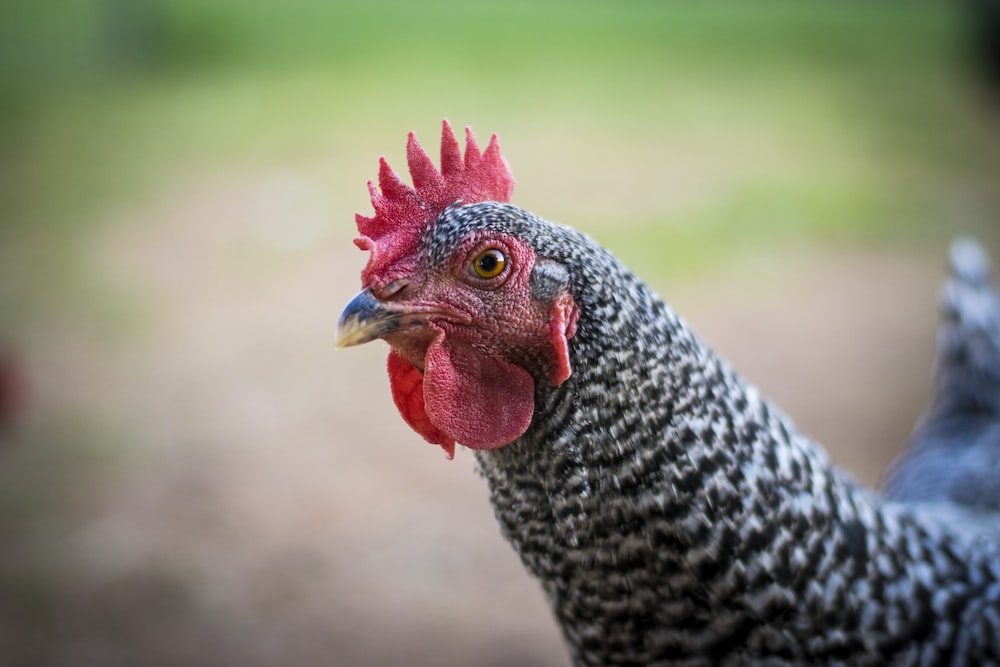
(336, 288, 402, 348)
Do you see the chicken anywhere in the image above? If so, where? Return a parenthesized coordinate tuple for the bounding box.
(336, 121, 1000, 665)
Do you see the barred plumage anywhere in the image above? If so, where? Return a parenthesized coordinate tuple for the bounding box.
(338, 125, 1000, 665)
(434, 204, 1000, 665)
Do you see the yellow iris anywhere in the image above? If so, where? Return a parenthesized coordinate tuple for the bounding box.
(472, 249, 506, 279)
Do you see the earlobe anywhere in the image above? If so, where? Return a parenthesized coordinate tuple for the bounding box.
(528, 260, 577, 385)
(548, 292, 579, 386)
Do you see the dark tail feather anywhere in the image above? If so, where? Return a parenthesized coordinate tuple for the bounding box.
(929, 238, 1000, 418)
(882, 239, 1000, 512)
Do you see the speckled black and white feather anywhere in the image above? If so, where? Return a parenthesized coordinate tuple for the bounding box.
(428, 204, 1000, 666)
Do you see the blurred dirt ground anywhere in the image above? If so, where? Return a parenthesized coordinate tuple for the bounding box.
(0, 164, 952, 666)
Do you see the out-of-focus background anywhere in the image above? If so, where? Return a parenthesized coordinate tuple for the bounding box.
(1, 1, 998, 665)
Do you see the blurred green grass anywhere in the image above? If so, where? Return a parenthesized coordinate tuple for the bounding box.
(2, 1, 996, 325)
(1, 2, 997, 427)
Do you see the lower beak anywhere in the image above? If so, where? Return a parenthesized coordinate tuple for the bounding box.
(336, 288, 402, 348)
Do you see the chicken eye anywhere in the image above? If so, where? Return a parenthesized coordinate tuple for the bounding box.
(472, 249, 506, 279)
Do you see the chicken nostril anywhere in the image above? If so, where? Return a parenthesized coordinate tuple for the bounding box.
(376, 280, 410, 301)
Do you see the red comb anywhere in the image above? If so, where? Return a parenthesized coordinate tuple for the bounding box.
(355, 120, 515, 287)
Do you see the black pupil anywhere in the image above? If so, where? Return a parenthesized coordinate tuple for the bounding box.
(479, 252, 499, 274)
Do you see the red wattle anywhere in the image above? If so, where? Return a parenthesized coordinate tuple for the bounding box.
(387, 350, 456, 459)
(422, 335, 536, 450)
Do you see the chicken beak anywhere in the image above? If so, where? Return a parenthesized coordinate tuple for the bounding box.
(335, 288, 402, 348)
